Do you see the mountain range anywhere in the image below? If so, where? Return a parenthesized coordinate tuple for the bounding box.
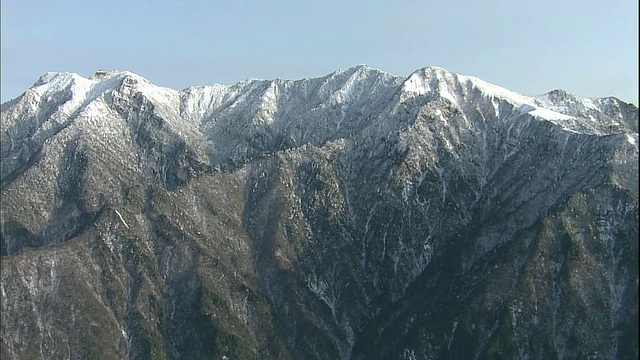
(1, 65, 638, 359)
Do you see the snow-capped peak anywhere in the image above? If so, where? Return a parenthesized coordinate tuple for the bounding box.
(400, 66, 467, 105)
(4, 65, 637, 141)
(400, 67, 581, 125)
(26, 69, 174, 107)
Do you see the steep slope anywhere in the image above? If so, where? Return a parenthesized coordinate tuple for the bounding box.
(1, 66, 637, 359)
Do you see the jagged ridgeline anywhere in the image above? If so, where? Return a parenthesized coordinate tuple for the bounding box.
(1, 65, 637, 359)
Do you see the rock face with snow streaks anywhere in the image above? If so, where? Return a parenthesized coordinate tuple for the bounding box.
(1, 65, 637, 359)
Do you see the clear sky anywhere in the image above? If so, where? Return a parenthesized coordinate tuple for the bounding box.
(1, 0, 638, 104)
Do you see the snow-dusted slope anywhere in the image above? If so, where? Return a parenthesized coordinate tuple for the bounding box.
(1, 65, 638, 360)
(2, 65, 634, 180)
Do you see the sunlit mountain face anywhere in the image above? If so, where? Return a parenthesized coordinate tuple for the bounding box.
(1, 66, 637, 359)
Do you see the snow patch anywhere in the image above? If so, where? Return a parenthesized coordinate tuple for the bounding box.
(401, 70, 431, 96)
(114, 209, 130, 229)
(529, 107, 573, 121)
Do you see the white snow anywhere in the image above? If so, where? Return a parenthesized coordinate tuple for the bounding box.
(5, 64, 633, 171)
(401, 69, 431, 95)
(529, 107, 573, 121)
(463, 75, 532, 105)
(114, 209, 130, 229)
(401, 66, 634, 137)
(400, 67, 580, 128)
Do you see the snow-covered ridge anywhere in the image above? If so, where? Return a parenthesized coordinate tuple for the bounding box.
(3, 65, 637, 139)
(401, 67, 574, 122)
(398, 66, 638, 135)
(30, 69, 180, 106)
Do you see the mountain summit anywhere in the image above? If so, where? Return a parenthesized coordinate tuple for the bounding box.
(1, 66, 638, 359)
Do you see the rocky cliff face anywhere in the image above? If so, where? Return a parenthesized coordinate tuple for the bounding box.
(1, 65, 637, 359)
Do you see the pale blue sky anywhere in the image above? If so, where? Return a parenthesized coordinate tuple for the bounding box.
(1, 0, 638, 104)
